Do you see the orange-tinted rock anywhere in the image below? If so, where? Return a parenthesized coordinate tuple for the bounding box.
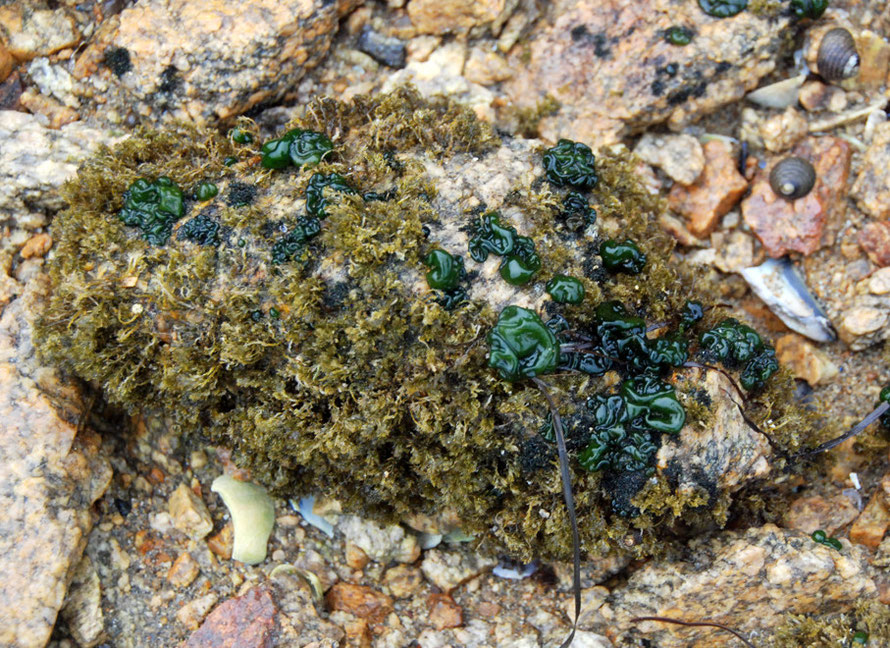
(783, 494, 858, 535)
(408, 0, 509, 35)
(428, 593, 463, 630)
(774, 334, 839, 386)
(858, 220, 890, 267)
(325, 583, 393, 625)
(19, 233, 52, 259)
(183, 587, 277, 648)
(502, 0, 791, 147)
(342, 618, 372, 648)
(0, 40, 13, 82)
(167, 552, 200, 588)
(0, 6, 82, 61)
(345, 541, 370, 571)
(852, 123, 890, 219)
(742, 137, 851, 257)
(668, 140, 747, 238)
(849, 474, 890, 549)
(207, 522, 234, 560)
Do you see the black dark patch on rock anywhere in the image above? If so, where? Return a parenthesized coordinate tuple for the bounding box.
(651, 79, 665, 96)
(357, 28, 406, 68)
(226, 182, 257, 207)
(715, 61, 732, 74)
(519, 435, 553, 473)
(603, 469, 650, 517)
(570, 25, 612, 58)
(159, 65, 180, 93)
(667, 80, 707, 106)
(103, 47, 132, 77)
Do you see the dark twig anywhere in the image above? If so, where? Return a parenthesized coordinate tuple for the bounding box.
(799, 400, 890, 456)
(531, 377, 580, 648)
(630, 616, 757, 648)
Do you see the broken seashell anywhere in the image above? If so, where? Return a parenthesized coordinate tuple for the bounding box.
(739, 257, 837, 343)
(746, 74, 807, 109)
(294, 496, 335, 538)
(211, 474, 276, 564)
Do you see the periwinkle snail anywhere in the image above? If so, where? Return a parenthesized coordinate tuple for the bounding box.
(769, 157, 816, 200)
(816, 28, 859, 81)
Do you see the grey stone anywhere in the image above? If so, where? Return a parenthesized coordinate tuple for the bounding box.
(357, 28, 406, 68)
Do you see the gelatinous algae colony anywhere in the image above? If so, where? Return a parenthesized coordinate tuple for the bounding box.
(35, 87, 819, 560)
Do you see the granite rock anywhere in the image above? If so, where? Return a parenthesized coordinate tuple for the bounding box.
(783, 494, 859, 536)
(59, 555, 104, 648)
(325, 582, 394, 625)
(0, 5, 83, 61)
(858, 220, 890, 266)
(668, 140, 747, 238)
(838, 301, 890, 350)
(503, 0, 792, 147)
(0, 111, 120, 231)
(634, 133, 704, 186)
(659, 368, 772, 496)
(849, 474, 890, 549)
(852, 122, 890, 219)
(601, 525, 878, 648)
(75, 0, 361, 125)
(182, 586, 277, 648)
(407, 0, 515, 35)
(0, 285, 112, 648)
(774, 334, 839, 386)
(168, 483, 213, 541)
(420, 549, 498, 592)
(335, 514, 421, 564)
(759, 106, 808, 153)
(742, 137, 852, 257)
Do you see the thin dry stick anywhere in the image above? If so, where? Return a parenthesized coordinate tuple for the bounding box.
(630, 616, 757, 648)
(531, 377, 580, 648)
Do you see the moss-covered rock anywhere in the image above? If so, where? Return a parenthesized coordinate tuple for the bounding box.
(35, 87, 813, 560)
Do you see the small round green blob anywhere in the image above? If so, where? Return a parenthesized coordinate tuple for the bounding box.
(261, 129, 333, 170)
(251, 310, 263, 322)
(698, 0, 747, 18)
(852, 630, 869, 645)
(269, 307, 280, 319)
(500, 254, 540, 286)
(423, 249, 463, 291)
(223, 156, 238, 166)
(824, 537, 843, 551)
(600, 239, 647, 274)
(229, 127, 254, 144)
(811, 529, 827, 543)
(487, 305, 559, 382)
(546, 275, 585, 304)
(260, 137, 292, 169)
(238, 238, 247, 247)
(665, 26, 693, 45)
(194, 181, 219, 201)
(880, 385, 890, 428)
(790, 0, 828, 19)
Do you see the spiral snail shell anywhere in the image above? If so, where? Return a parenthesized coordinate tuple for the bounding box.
(816, 28, 859, 80)
(769, 157, 816, 201)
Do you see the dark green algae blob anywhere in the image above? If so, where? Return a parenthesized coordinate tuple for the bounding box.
(699, 0, 748, 17)
(33, 87, 816, 561)
(118, 176, 185, 245)
(546, 275, 584, 304)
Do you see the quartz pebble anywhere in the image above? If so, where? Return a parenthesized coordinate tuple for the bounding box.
(325, 583, 394, 625)
(849, 474, 890, 549)
(428, 593, 463, 630)
(759, 106, 808, 153)
(783, 494, 859, 536)
(852, 122, 890, 219)
(774, 334, 839, 386)
(421, 549, 497, 592)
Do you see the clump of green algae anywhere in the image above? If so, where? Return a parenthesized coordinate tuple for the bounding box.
(35, 87, 815, 561)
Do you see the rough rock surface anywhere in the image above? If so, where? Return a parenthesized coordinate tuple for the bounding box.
(503, 0, 792, 147)
(658, 368, 772, 495)
(849, 474, 890, 549)
(600, 525, 878, 648)
(407, 0, 514, 35)
(742, 137, 852, 257)
(851, 116, 890, 219)
(668, 140, 747, 238)
(783, 494, 859, 536)
(0, 5, 83, 61)
(774, 334, 839, 386)
(183, 586, 277, 648)
(0, 285, 112, 648)
(74, 0, 361, 125)
(859, 220, 890, 266)
(0, 111, 120, 230)
(633, 132, 703, 185)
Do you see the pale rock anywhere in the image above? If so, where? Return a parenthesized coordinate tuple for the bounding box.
(0, 286, 111, 648)
(420, 549, 497, 591)
(176, 593, 219, 631)
(59, 556, 104, 648)
(775, 334, 839, 386)
(869, 267, 890, 294)
(168, 483, 213, 541)
(759, 106, 808, 153)
(852, 122, 890, 219)
(26, 58, 79, 108)
(602, 525, 878, 647)
(407, 0, 513, 35)
(464, 46, 513, 85)
(633, 133, 704, 185)
(336, 514, 420, 564)
(839, 305, 890, 349)
(0, 6, 82, 60)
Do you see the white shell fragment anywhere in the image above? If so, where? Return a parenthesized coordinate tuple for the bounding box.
(493, 559, 538, 580)
(294, 496, 335, 538)
(746, 74, 806, 109)
(739, 257, 837, 343)
(211, 475, 276, 565)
